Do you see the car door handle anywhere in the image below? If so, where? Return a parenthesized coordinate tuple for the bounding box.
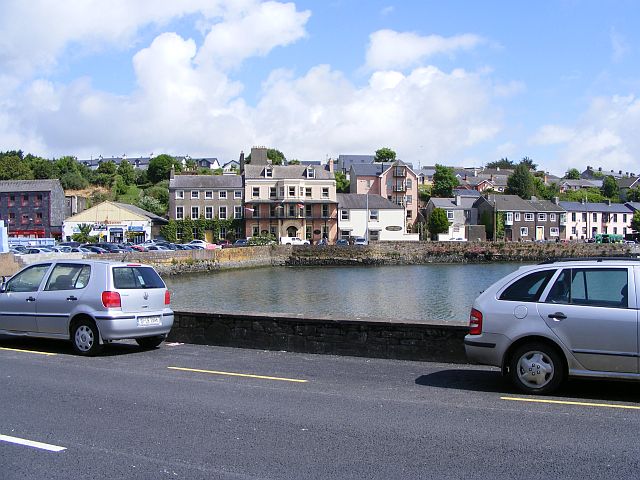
(66, 296, 78, 301)
(26, 296, 36, 302)
(548, 312, 567, 320)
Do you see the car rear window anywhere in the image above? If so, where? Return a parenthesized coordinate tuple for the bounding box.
(499, 269, 555, 302)
(112, 266, 165, 289)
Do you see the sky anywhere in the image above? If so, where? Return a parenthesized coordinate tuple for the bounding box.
(1, 0, 639, 176)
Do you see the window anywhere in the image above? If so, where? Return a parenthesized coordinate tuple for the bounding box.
(322, 205, 329, 218)
(265, 167, 273, 178)
(269, 226, 277, 236)
(205, 191, 213, 199)
(341, 230, 350, 239)
(524, 213, 534, 221)
(613, 227, 618, 234)
(306, 226, 312, 239)
(176, 206, 184, 219)
(252, 225, 259, 236)
(35, 194, 43, 206)
(593, 212, 597, 222)
(406, 195, 412, 205)
(407, 210, 412, 219)
(270, 187, 277, 198)
(21, 214, 29, 224)
(252, 187, 260, 198)
(191, 190, 199, 199)
(571, 212, 576, 222)
(571, 227, 577, 235)
(623, 214, 628, 222)
(35, 212, 43, 224)
(8, 194, 15, 206)
(520, 227, 528, 237)
(6, 264, 51, 293)
(307, 168, 315, 178)
(341, 209, 349, 221)
(112, 266, 165, 289)
(191, 206, 200, 219)
(305, 187, 312, 197)
(322, 187, 329, 198)
(219, 191, 227, 199)
(45, 264, 91, 291)
(550, 214, 556, 221)
(515, 212, 521, 221)
(219, 227, 227, 239)
(280, 187, 285, 197)
(234, 190, 242, 199)
(205, 206, 213, 219)
(369, 230, 380, 241)
(506, 212, 513, 224)
(538, 213, 547, 221)
(446, 210, 454, 220)
(299, 187, 305, 196)
(406, 178, 412, 188)
(176, 190, 184, 199)
(582, 213, 587, 222)
(288, 205, 296, 217)
(234, 206, 243, 219)
(305, 205, 312, 218)
(550, 227, 559, 237)
(219, 206, 227, 219)
(253, 205, 260, 218)
(499, 270, 555, 302)
(369, 209, 379, 221)
(613, 214, 618, 222)
(546, 268, 628, 308)
(22, 194, 29, 206)
(289, 186, 296, 197)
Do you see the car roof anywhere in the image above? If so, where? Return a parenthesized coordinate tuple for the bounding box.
(26, 259, 154, 268)
(537, 257, 640, 266)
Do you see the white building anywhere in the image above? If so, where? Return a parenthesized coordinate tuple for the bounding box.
(559, 201, 633, 240)
(336, 193, 419, 241)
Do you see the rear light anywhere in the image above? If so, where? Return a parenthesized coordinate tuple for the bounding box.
(101, 291, 121, 308)
(164, 289, 171, 305)
(469, 308, 483, 335)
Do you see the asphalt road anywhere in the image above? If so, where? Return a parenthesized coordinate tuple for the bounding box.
(1, 337, 640, 480)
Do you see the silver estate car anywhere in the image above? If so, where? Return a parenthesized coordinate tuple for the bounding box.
(0, 260, 174, 355)
(465, 258, 638, 394)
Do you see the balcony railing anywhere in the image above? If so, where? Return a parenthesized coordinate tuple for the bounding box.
(393, 168, 406, 177)
(392, 185, 406, 192)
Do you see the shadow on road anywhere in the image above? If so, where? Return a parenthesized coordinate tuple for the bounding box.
(0, 335, 149, 357)
(417, 368, 640, 404)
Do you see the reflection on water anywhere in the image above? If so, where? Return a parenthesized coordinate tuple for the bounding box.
(164, 264, 524, 324)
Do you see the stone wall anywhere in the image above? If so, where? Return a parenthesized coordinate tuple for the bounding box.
(169, 311, 468, 363)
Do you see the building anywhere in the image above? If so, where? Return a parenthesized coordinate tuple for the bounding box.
(62, 201, 167, 243)
(349, 160, 419, 232)
(617, 176, 640, 201)
(168, 173, 244, 242)
(336, 193, 418, 241)
(0, 179, 65, 238)
(474, 194, 566, 241)
(557, 179, 602, 193)
(243, 163, 338, 243)
(424, 193, 479, 241)
(559, 201, 633, 240)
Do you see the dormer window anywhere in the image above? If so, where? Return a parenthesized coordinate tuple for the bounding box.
(307, 167, 315, 178)
(265, 167, 273, 178)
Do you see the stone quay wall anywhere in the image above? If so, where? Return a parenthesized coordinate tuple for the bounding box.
(168, 310, 469, 363)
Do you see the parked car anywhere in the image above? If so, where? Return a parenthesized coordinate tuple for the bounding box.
(465, 258, 640, 395)
(82, 245, 109, 254)
(280, 237, 310, 245)
(316, 238, 329, 246)
(186, 239, 220, 250)
(216, 240, 232, 248)
(146, 245, 172, 251)
(233, 239, 249, 247)
(130, 245, 147, 252)
(335, 239, 349, 246)
(353, 237, 368, 246)
(0, 259, 173, 355)
(25, 247, 55, 254)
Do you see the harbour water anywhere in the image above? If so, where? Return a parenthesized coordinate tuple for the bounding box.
(164, 263, 526, 324)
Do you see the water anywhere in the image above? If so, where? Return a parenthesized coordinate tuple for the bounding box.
(164, 263, 525, 325)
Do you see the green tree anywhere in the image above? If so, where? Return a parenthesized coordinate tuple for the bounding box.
(136, 195, 167, 216)
(117, 160, 136, 185)
(374, 147, 396, 163)
(601, 175, 619, 199)
(418, 184, 431, 203)
(0, 153, 33, 180)
(112, 175, 128, 197)
(335, 171, 350, 193)
(560, 188, 606, 203)
(428, 208, 450, 240)
(431, 164, 458, 197)
(520, 156, 538, 171)
(287, 159, 300, 165)
(632, 211, 640, 233)
(506, 162, 535, 199)
(533, 178, 560, 200)
(626, 187, 640, 202)
(486, 158, 514, 169)
(71, 223, 98, 243)
(565, 168, 581, 180)
(60, 172, 89, 190)
(267, 149, 286, 165)
(26, 156, 55, 179)
(184, 158, 197, 171)
(96, 160, 117, 176)
(147, 154, 182, 183)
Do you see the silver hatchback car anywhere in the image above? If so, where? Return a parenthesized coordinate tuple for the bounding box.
(465, 258, 637, 394)
(0, 260, 174, 355)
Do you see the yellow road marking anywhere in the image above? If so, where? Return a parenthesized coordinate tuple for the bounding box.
(168, 366, 308, 383)
(0, 347, 57, 356)
(501, 396, 640, 410)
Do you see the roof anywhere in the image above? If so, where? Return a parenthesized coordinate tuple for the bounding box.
(336, 193, 403, 210)
(244, 164, 334, 180)
(477, 194, 539, 212)
(111, 202, 168, 223)
(0, 179, 63, 193)
(452, 188, 481, 197)
(559, 201, 633, 213)
(64, 200, 168, 224)
(617, 176, 640, 189)
(528, 198, 565, 213)
(169, 174, 243, 189)
(350, 163, 391, 177)
(429, 196, 477, 210)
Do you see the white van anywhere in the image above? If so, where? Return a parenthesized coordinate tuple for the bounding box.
(280, 237, 310, 245)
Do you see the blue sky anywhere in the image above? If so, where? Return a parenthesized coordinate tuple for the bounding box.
(1, 0, 639, 176)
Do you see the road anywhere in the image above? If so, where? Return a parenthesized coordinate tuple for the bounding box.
(1, 337, 639, 479)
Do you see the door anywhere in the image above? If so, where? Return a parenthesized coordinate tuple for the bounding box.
(36, 263, 91, 335)
(538, 267, 637, 373)
(0, 264, 51, 332)
(536, 226, 545, 241)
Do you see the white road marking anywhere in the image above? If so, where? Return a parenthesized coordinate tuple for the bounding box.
(0, 434, 66, 452)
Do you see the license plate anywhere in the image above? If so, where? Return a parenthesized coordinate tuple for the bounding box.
(137, 315, 161, 326)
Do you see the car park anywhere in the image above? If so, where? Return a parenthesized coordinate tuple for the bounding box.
(465, 258, 640, 395)
(0, 259, 173, 355)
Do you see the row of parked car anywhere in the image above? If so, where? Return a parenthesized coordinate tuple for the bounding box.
(9, 239, 220, 255)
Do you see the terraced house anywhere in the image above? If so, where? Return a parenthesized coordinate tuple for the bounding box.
(559, 201, 633, 240)
(168, 172, 244, 242)
(243, 162, 338, 243)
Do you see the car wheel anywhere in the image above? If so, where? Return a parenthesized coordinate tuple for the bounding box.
(509, 342, 565, 395)
(136, 335, 165, 350)
(71, 320, 102, 356)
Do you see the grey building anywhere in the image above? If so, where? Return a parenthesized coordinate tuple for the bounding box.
(0, 179, 65, 238)
(425, 194, 479, 240)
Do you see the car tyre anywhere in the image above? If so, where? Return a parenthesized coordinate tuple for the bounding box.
(136, 335, 165, 350)
(509, 342, 565, 395)
(71, 319, 102, 356)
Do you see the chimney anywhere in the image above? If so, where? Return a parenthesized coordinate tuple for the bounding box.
(251, 146, 269, 165)
(605, 199, 611, 206)
(170, 166, 175, 179)
(328, 157, 334, 173)
(581, 198, 586, 205)
(455, 195, 461, 206)
(531, 195, 538, 202)
(239, 150, 245, 172)
(553, 196, 559, 205)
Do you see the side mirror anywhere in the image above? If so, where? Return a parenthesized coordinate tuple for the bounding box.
(0, 282, 7, 293)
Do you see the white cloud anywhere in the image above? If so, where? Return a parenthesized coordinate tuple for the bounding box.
(610, 28, 630, 63)
(365, 29, 485, 71)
